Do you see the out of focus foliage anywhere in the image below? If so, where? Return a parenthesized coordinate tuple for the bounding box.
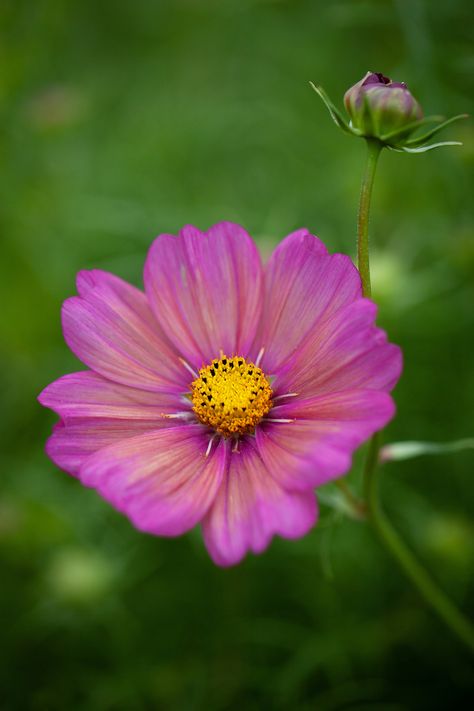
(1, 1, 473, 709)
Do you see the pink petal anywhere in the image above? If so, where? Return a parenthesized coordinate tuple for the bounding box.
(39, 371, 185, 475)
(62, 270, 187, 392)
(259, 230, 362, 374)
(274, 299, 402, 397)
(44, 418, 165, 477)
(38, 371, 182, 419)
(144, 222, 263, 368)
(256, 390, 395, 491)
(80, 425, 227, 537)
(202, 438, 318, 567)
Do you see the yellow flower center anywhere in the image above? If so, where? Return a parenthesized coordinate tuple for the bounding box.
(191, 355, 273, 437)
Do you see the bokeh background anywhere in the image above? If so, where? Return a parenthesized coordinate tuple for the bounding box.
(1, 0, 473, 709)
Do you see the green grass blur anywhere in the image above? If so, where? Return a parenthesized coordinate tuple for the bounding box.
(1, 1, 473, 709)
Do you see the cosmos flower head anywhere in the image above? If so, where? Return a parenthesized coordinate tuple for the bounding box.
(39, 223, 402, 566)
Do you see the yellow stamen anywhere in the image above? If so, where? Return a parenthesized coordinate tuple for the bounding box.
(191, 355, 273, 437)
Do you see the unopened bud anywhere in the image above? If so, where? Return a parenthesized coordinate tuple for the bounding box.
(311, 71, 466, 152)
(344, 72, 423, 141)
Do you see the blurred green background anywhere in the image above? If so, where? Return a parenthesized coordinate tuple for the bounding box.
(1, 0, 473, 709)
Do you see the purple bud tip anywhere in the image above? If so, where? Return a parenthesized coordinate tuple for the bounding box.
(363, 72, 407, 90)
(363, 72, 391, 86)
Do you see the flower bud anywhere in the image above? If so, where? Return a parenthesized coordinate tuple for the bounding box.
(312, 72, 466, 152)
(343, 71, 423, 141)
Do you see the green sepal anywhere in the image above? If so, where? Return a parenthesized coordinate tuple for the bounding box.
(404, 113, 469, 147)
(310, 82, 353, 135)
(389, 141, 463, 153)
(379, 115, 444, 144)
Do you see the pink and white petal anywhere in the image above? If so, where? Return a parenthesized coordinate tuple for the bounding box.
(273, 299, 402, 397)
(39, 371, 188, 476)
(202, 438, 318, 567)
(79, 425, 227, 537)
(256, 390, 395, 491)
(144, 222, 263, 367)
(62, 270, 187, 392)
(259, 230, 362, 374)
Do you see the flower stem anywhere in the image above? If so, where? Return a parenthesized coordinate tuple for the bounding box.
(357, 138, 474, 653)
(357, 138, 382, 298)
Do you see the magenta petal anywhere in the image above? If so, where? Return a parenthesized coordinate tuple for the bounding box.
(39, 371, 184, 476)
(44, 418, 166, 477)
(80, 425, 227, 537)
(62, 270, 187, 392)
(202, 438, 318, 567)
(256, 390, 395, 491)
(274, 298, 402, 396)
(144, 222, 263, 367)
(260, 230, 362, 374)
(38, 371, 182, 419)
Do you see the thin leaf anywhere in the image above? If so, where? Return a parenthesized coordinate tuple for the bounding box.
(389, 141, 462, 153)
(309, 82, 353, 134)
(380, 438, 474, 463)
(405, 113, 469, 146)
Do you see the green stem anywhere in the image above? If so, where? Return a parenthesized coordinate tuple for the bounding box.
(357, 139, 474, 653)
(364, 435, 474, 652)
(357, 138, 382, 298)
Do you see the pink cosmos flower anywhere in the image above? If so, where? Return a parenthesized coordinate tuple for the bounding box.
(39, 223, 402, 566)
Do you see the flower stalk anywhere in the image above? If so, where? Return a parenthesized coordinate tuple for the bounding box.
(357, 138, 382, 298)
(356, 139, 474, 653)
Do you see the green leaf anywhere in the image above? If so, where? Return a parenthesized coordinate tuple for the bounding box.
(380, 438, 474, 462)
(309, 82, 353, 134)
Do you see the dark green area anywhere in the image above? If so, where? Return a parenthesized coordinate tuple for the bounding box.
(1, 0, 473, 709)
